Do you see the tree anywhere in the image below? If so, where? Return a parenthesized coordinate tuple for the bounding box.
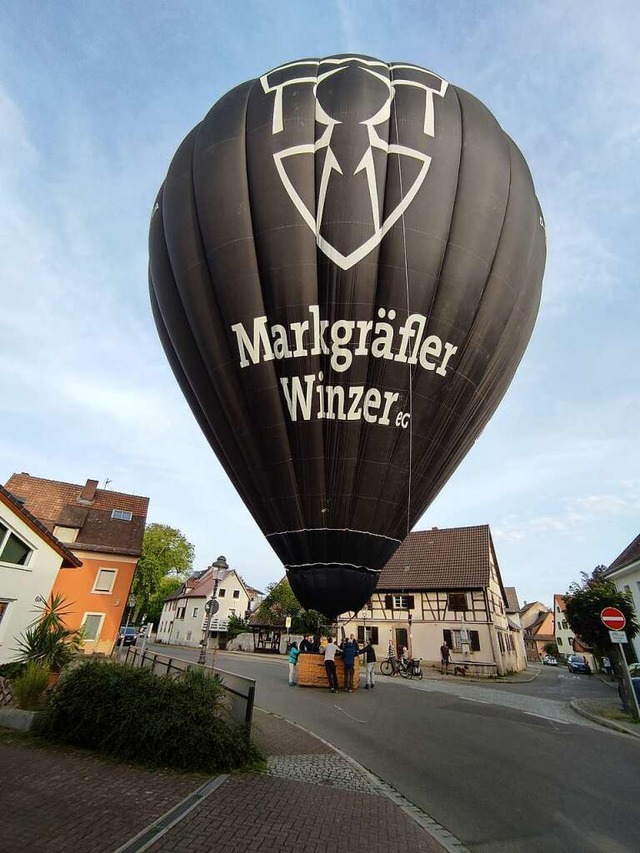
(226, 614, 249, 640)
(146, 576, 184, 627)
(132, 523, 194, 622)
(565, 566, 639, 651)
(253, 578, 332, 635)
(565, 566, 639, 717)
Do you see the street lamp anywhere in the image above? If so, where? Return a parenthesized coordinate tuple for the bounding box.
(198, 555, 229, 666)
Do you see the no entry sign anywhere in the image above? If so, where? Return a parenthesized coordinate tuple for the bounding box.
(601, 606, 626, 631)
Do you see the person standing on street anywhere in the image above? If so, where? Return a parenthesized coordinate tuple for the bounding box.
(440, 641, 451, 675)
(287, 641, 300, 685)
(359, 639, 377, 689)
(322, 636, 341, 692)
(342, 637, 358, 692)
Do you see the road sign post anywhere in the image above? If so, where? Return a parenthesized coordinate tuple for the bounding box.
(601, 607, 639, 721)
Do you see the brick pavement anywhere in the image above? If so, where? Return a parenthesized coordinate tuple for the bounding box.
(0, 729, 209, 853)
(0, 710, 453, 853)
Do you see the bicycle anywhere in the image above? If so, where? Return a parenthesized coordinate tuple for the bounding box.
(380, 657, 423, 679)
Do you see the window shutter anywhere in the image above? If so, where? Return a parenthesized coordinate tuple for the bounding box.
(384, 595, 393, 610)
(357, 626, 365, 643)
(443, 629, 452, 646)
(407, 595, 415, 609)
(371, 627, 379, 644)
(470, 630, 480, 651)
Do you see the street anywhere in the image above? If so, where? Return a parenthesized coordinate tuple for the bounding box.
(148, 643, 640, 852)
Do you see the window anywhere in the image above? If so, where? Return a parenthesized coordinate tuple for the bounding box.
(557, 638, 563, 646)
(186, 631, 192, 641)
(447, 593, 468, 612)
(192, 607, 199, 618)
(562, 620, 567, 630)
(176, 606, 186, 619)
(111, 509, 132, 521)
(385, 594, 415, 609)
(0, 522, 32, 567)
(443, 629, 480, 652)
(0, 600, 9, 628)
(357, 626, 379, 644)
(232, 590, 240, 599)
(218, 588, 226, 597)
(82, 613, 104, 641)
(93, 569, 117, 593)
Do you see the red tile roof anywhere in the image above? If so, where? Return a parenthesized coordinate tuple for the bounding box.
(504, 586, 521, 613)
(0, 483, 81, 568)
(377, 525, 495, 590)
(5, 473, 149, 557)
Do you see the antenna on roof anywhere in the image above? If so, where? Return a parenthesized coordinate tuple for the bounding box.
(104, 478, 112, 489)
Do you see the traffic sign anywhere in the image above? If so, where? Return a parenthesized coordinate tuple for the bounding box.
(600, 607, 626, 630)
(609, 630, 627, 644)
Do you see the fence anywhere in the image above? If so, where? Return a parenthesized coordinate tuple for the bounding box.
(121, 647, 256, 733)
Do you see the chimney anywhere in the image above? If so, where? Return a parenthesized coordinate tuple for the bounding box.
(78, 478, 99, 503)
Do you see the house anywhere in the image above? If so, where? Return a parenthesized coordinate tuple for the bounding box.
(338, 524, 523, 677)
(0, 484, 82, 665)
(156, 557, 259, 648)
(605, 533, 640, 663)
(504, 586, 527, 670)
(553, 594, 575, 659)
(4, 473, 149, 656)
(519, 602, 554, 662)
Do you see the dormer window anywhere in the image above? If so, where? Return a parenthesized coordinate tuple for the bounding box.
(111, 509, 132, 521)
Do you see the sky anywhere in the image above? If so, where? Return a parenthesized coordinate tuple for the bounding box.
(1, 1, 639, 609)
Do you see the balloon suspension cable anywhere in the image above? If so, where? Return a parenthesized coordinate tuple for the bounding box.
(394, 105, 414, 537)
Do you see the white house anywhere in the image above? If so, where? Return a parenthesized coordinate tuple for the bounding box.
(606, 534, 640, 663)
(0, 483, 81, 665)
(156, 558, 260, 648)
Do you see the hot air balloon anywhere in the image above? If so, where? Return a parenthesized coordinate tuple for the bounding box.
(149, 55, 545, 619)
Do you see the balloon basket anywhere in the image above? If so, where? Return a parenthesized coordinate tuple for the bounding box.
(297, 653, 360, 689)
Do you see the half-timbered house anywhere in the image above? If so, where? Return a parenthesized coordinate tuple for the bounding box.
(338, 525, 523, 677)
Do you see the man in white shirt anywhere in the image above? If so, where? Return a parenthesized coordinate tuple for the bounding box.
(322, 636, 341, 692)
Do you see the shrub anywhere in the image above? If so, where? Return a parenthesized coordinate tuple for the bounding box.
(37, 660, 262, 773)
(0, 661, 27, 680)
(12, 662, 50, 710)
(13, 594, 82, 672)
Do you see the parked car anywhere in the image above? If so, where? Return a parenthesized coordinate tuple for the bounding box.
(542, 655, 558, 666)
(628, 662, 640, 677)
(567, 655, 591, 674)
(116, 626, 138, 647)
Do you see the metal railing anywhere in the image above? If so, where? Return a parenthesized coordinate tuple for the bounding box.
(120, 646, 256, 734)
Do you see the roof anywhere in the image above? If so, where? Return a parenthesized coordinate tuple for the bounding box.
(377, 525, 496, 590)
(5, 473, 149, 557)
(0, 483, 81, 568)
(607, 533, 640, 575)
(504, 586, 521, 613)
(554, 594, 567, 613)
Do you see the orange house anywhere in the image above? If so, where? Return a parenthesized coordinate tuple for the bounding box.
(5, 474, 149, 655)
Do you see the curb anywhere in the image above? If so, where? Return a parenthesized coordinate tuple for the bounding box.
(256, 707, 470, 853)
(569, 700, 640, 739)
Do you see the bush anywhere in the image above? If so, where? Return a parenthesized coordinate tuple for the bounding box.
(12, 662, 50, 710)
(0, 661, 27, 680)
(36, 660, 262, 773)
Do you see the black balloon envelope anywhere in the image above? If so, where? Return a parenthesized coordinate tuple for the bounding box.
(149, 56, 546, 619)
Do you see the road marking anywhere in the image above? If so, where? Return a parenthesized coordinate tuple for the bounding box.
(524, 711, 570, 724)
(459, 697, 491, 705)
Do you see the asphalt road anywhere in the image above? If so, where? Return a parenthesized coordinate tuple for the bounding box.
(148, 645, 640, 852)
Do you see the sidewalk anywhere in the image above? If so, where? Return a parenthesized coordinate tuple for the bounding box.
(0, 710, 462, 853)
(570, 695, 640, 738)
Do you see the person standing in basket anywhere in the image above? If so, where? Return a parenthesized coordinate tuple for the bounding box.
(359, 639, 377, 689)
(342, 636, 358, 692)
(299, 635, 314, 653)
(322, 636, 341, 692)
(287, 641, 299, 685)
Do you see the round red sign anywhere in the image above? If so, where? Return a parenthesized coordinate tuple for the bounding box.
(600, 606, 626, 630)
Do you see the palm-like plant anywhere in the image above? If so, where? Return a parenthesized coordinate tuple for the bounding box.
(14, 594, 82, 673)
